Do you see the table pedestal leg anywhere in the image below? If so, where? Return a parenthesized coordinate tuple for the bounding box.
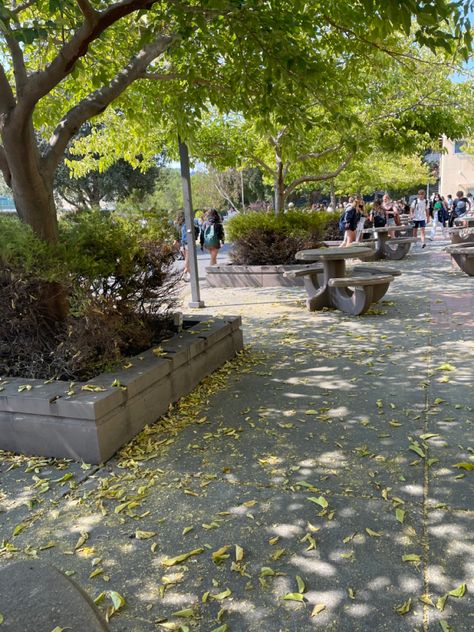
(303, 276, 329, 311)
(303, 260, 345, 312)
(371, 282, 391, 302)
(373, 234, 387, 260)
(382, 241, 410, 260)
(329, 285, 374, 315)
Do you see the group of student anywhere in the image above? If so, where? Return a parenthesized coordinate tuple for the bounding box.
(339, 190, 472, 248)
(176, 209, 225, 280)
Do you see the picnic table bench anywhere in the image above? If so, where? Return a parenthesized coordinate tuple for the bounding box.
(288, 246, 398, 315)
(360, 225, 417, 260)
(445, 243, 474, 276)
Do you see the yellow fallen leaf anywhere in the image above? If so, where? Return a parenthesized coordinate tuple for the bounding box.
(162, 548, 204, 567)
(74, 532, 89, 550)
(311, 604, 326, 616)
(365, 528, 382, 537)
(135, 530, 156, 540)
(235, 545, 244, 562)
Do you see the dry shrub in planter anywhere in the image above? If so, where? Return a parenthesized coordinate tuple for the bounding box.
(0, 213, 180, 381)
(226, 210, 338, 265)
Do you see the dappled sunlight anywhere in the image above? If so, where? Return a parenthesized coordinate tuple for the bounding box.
(1, 248, 473, 630)
(290, 556, 337, 577)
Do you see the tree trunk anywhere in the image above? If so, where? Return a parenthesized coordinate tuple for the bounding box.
(3, 122, 59, 242)
(2, 120, 68, 320)
(274, 160, 285, 214)
(330, 180, 336, 211)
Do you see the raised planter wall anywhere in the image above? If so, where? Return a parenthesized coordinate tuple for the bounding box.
(0, 316, 243, 464)
(205, 264, 315, 288)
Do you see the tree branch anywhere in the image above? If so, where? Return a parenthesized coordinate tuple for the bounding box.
(212, 180, 239, 212)
(284, 154, 354, 197)
(0, 63, 16, 115)
(247, 154, 276, 178)
(0, 23, 29, 95)
(76, 0, 99, 24)
(11, 0, 36, 14)
(296, 144, 340, 163)
(22, 0, 162, 111)
(0, 145, 12, 187)
(43, 34, 177, 177)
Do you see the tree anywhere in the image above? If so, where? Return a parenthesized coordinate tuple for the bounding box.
(55, 157, 161, 210)
(0, 1, 472, 237)
(192, 50, 473, 212)
(330, 152, 436, 196)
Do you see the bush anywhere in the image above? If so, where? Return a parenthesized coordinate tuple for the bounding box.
(226, 210, 338, 265)
(0, 212, 180, 380)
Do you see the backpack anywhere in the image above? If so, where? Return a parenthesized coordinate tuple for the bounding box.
(338, 211, 347, 233)
(203, 223, 221, 248)
(454, 198, 467, 217)
(373, 213, 386, 228)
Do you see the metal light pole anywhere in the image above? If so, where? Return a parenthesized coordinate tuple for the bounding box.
(178, 136, 204, 308)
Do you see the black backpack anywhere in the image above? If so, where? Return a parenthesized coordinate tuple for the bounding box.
(373, 214, 386, 228)
(338, 210, 347, 232)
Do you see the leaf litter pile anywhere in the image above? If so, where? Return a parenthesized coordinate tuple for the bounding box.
(1, 275, 474, 631)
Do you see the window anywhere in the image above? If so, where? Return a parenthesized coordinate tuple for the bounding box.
(454, 140, 466, 154)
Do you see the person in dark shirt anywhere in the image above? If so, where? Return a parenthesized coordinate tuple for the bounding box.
(339, 197, 359, 247)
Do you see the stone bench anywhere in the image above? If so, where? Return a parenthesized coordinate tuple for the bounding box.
(327, 274, 394, 315)
(352, 264, 402, 277)
(283, 264, 324, 279)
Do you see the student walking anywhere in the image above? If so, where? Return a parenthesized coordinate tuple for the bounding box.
(410, 190, 430, 248)
(429, 194, 449, 240)
(200, 209, 225, 265)
(176, 212, 191, 280)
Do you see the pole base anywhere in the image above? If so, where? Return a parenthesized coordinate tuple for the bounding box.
(188, 300, 205, 308)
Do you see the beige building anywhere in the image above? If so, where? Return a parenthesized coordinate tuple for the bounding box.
(439, 136, 474, 197)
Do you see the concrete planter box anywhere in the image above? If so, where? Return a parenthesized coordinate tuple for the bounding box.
(205, 264, 317, 288)
(0, 316, 243, 464)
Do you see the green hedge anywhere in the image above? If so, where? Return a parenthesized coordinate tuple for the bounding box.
(0, 212, 179, 380)
(226, 210, 337, 241)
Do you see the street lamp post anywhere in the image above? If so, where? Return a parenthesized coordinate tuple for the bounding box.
(178, 136, 205, 308)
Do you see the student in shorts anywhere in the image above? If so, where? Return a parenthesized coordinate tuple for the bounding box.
(410, 190, 430, 248)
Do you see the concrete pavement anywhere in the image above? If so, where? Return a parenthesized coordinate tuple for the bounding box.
(0, 237, 472, 631)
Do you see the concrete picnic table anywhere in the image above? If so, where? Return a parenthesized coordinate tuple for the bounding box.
(449, 225, 474, 244)
(291, 246, 395, 315)
(360, 225, 417, 260)
(454, 215, 474, 228)
(445, 243, 474, 276)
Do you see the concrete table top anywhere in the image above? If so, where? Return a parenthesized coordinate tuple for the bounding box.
(295, 246, 373, 261)
(363, 225, 413, 234)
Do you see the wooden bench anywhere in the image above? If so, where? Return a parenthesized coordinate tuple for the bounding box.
(327, 274, 394, 315)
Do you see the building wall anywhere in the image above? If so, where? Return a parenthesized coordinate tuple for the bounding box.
(439, 137, 474, 197)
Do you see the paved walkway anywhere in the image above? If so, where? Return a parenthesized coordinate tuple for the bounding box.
(1, 239, 473, 631)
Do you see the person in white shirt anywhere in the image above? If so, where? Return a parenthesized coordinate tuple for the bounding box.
(410, 190, 430, 248)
